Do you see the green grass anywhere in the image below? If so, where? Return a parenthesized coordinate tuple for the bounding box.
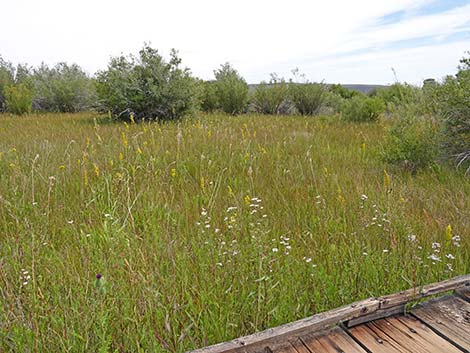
(0, 112, 468, 352)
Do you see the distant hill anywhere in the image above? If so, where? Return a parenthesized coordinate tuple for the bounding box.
(341, 84, 388, 94)
(248, 83, 388, 94)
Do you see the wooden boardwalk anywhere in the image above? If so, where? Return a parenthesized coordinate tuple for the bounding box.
(190, 275, 470, 353)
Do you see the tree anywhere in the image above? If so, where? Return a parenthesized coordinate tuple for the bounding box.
(33, 62, 96, 112)
(213, 63, 248, 115)
(0, 56, 15, 112)
(96, 45, 200, 121)
(436, 53, 470, 170)
(252, 74, 290, 115)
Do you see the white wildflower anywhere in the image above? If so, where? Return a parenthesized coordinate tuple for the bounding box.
(428, 254, 441, 262)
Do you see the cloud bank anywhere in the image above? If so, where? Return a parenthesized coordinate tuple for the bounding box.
(1, 0, 469, 84)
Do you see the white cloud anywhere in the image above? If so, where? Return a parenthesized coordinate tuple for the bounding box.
(0, 0, 468, 83)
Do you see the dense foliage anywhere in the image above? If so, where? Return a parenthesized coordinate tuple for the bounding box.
(200, 80, 219, 113)
(213, 63, 249, 115)
(251, 75, 290, 115)
(0, 56, 95, 114)
(96, 46, 200, 121)
(0, 56, 15, 112)
(382, 115, 441, 172)
(341, 95, 385, 122)
(3, 82, 34, 115)
(33, 63, 96, 112)
(288, 82, 326, 115)
(435, 56, 470, 169)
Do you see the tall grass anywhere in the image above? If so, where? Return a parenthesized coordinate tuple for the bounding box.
(0, 113, 468, 352)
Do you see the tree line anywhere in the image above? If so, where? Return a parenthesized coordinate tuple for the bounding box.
(0, 45, 468, 173)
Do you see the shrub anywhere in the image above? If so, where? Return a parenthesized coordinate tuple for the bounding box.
(0, 56, 15, 112)
(251, 74, 289, 115)
(434, 55, 470, 171)
(288, 70, 326, 115)
(288, 82, 326, 115)
(200, 80, 219, 113)
(382, 115, 440, 172)
(33, 63, 96, 112)
(329, 84, 358, 99)
(321, 91, 344, 115)
(96, 45, 200, 121)
(341, 95, 385, 122)
(373, 83, 418, 108)
(213, 63, 248, 115)
(3, 83, 34, 115)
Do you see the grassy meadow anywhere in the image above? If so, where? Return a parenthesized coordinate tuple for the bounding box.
(0, 112, 469, 352)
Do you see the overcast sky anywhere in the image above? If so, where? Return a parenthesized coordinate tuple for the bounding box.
(1, 0, 469, 84)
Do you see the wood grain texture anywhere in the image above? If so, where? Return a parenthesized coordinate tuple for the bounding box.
(349, 315, 464, 353)
(412, 295, 470, 350)
(300, 327, 367, 353)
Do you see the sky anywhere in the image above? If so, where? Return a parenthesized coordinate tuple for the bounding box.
(1, 0, 469, 85)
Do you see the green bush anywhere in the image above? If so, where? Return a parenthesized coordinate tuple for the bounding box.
(288, 82, 326, 115)
(251, 75, 289, 115)
(434, 55, 470, 170)
(321, 91, 344, 115)
(33, 63, 96, 112)
(287, 70, 326, 115)
(373, 83, 418, 108)
(329, 84, 358, 99)
(96, 45, 200, 121)
(200, 80, 219, 113)
(3, 83, 34, 115)
(213, 63, 248, 115)
(341, 95, 384, 122)
(0, 56, 15, 112)
(382, 115, 440, 172)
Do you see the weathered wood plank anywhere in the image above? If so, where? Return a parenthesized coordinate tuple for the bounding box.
(455, 287, 470, 303)
(349, 316, 463, 353)
(288, 338, 311, 353)
(378, 275, 470, 310)
(300, 327, 367, 353)
(412, 295, 470, 350)
(270, 342, 299, 353)
(346, 304, 405, 328)
(344, 275, 470, 327)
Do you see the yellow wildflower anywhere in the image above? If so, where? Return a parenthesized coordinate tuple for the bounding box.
(244, 195, 251, 206)
(445, 224, 452, 241)
(200, 176, 205, 192)
(93, 163, 100, 177)
(383, 169, 391, 189)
